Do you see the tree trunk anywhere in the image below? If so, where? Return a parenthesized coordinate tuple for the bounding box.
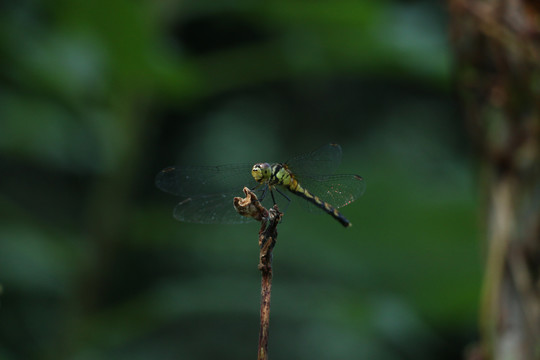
(448, 1, 540, 359)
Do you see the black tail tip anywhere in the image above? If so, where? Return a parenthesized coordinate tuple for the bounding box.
(341, 220, 352, 227)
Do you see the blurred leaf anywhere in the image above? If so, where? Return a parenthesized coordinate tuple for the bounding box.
(0, 223, 76, 294)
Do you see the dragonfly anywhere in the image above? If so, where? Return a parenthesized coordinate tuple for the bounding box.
(155, 143, 365, 227)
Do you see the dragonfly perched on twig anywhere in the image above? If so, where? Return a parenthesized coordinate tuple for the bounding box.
(156, 143, 365, 227)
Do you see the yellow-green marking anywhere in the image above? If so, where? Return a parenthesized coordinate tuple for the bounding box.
(252, 162, 356, 227)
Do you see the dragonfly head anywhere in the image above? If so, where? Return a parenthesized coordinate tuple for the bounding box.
(251, 163, 272, 183)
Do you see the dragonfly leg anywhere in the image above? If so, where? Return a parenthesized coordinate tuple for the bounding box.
(257, 184, 268, 201)
(274, 187, 291, 213)
(275, 187, 291, 203)
(270, 189, 277, 205)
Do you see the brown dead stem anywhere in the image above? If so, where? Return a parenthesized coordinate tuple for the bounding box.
(234, 187, 282, 360)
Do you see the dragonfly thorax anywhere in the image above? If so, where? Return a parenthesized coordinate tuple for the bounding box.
(251, 162, 294, 187)
(271, 163, 293, 186)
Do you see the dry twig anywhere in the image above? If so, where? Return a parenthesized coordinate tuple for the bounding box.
(234, 187, 282, 360)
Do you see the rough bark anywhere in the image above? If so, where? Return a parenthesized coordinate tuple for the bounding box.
(448, 1, 540, 359)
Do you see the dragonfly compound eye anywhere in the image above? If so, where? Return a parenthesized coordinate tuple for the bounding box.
(251, 163, 271, 182)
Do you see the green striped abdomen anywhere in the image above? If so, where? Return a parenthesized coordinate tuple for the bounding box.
(287, 180, 351, 227)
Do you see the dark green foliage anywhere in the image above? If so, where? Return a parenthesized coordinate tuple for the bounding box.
(0, 1, 478, 359)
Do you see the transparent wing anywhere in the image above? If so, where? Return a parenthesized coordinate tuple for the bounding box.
(295, 174, 366, 212)
(155, 164, 256, 197)
(173, 191, 255, 224)
(156, 164, 260, 224)
(285, 143, 343, 177)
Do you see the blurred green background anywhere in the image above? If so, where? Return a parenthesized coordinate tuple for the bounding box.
(0, 0, 480, 359)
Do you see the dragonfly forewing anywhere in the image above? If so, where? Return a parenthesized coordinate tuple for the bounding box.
(155, 164, 256, 196)
(285, 143, 343, 177)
